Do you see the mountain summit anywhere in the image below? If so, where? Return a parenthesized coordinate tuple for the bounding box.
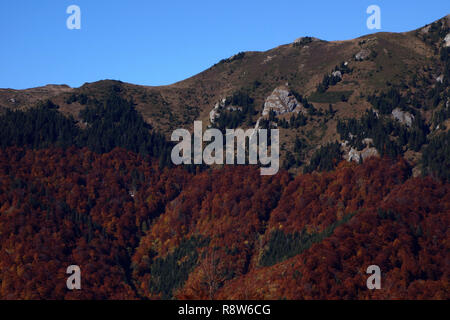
(0, 15, 449, 176)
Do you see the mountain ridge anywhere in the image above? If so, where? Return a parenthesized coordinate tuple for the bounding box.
(1, 15, 449, 175)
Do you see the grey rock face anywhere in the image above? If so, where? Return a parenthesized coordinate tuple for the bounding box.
(262, 86, 305, 116)
(392, 108, 414, 127)
(332, 70, 342, 79)
(355, 49, 371, 61)
(444, 33, 450, 47)
(342, 139, 379, 163)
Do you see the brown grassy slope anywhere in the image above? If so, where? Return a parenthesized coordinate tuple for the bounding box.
(0, 15, 447, 166)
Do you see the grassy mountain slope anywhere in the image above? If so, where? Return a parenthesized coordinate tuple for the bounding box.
(1, 16, 449, 174)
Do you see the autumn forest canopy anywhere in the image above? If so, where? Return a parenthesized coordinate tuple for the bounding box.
(0, 141, 448, 299)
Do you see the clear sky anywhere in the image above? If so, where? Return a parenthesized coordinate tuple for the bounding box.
(0, 0, 448, 89)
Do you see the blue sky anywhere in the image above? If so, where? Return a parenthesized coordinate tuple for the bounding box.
(0, 0, 448, 89)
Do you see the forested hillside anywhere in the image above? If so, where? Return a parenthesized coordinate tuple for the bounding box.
(0, 15, 449, 300)
(0, 148, 447, 299)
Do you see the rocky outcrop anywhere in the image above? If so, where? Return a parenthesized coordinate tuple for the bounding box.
(209, 97, 244, 124)
(262, 55, 276, 64)
(262, 86, 306, 116)
(342, 139, 379, 163)
(392, 108, 414, 127)
(209, 98, 227, 124)
(331, 70, 342, 79)
(444, 33, 450, 47)
(355, 49, 371, 61)
(360, 147, 379, 160)
(345, 146, 379, 163)
(210, 106, 219, 124)
(347, 147, 359, 162)
(362, 138, 373, 146)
